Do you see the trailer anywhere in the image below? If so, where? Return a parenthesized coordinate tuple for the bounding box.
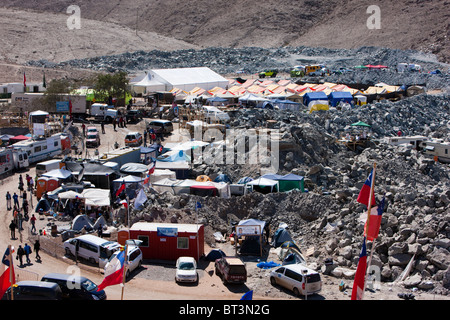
(12, 133, 70, 164)
(419, 140, 450, 163)
(98, 147, 141, 167)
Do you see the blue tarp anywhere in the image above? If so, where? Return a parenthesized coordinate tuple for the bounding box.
(256, 261, 281, 269)
(303, 91, 328, 106)
(328, 91, 353, 107)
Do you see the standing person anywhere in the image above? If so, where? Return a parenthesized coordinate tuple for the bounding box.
(34, 239, 41, 261)
(143, 130, 147, 147)
(16, 245, 25, 267)
(9, 220, 17, 239)
(6, 191, 11, 210)
(101, 121, 105, 134)
(82, 123, 86, 136)
(18, 174, 24, 195)
(13, 192, 19, 210)
(113, 118, 117, 131)
(24, 243, 32, 264)
(30, 214, 37, 234)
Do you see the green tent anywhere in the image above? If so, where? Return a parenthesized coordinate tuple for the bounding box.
(261, 173, 304, 192)
(351, 121, 371, 127)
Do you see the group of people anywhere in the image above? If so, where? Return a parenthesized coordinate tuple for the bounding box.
(6, 174, 42, 267)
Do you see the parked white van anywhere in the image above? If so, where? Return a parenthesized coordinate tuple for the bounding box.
(269, 264, 322, 297)
(64, 235, 121, 266)
(36, 159, 64, 177)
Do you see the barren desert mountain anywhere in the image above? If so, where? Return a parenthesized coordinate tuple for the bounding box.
(1, 0, 449, 64)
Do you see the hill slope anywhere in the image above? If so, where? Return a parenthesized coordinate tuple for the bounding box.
(2, 0, 449, 63)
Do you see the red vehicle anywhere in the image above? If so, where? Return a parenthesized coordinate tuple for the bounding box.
(214, 257, 247, 284)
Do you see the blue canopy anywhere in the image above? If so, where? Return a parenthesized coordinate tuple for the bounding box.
(303, 91, 328, 106)
(328, 91, 353, 107)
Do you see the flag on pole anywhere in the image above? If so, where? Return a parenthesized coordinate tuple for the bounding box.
(23, 72, 27, 91)
(0, 247, 15, 298)
(365, 197, 385, 241)
(97, 249, 125, 291)
(116, 181, 126, 197)
(351, 237, 367, 300)
(120, 199, 128, 209)
(143, 162, 155, 185)
(357, 169, 376, 207)
(134, 188, 147, 209)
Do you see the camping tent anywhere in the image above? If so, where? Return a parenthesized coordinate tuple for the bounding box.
(261, 173, 304, 192)
(303, 91, 328, 106)
(205, 249, 226, 261)
(246, 177, 278, 194)
(236, 219, 266, 256)
(328, 91, 354, 107)
(120, 163, 148, 176)
(214, 174, 232, 184)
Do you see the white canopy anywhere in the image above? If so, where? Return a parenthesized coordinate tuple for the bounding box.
(42, 169, 72, 180)
(81, 188, 111, 207)
(58, 190, 83, 199)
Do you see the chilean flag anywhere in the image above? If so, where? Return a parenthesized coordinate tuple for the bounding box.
(351, 237, 367, 300)
(116, 181, 126, 197)
(0, 247, 15, 298)
(143, 162, 155, 185)
(365, 197, 385, 241)
(97, 249, 125, 291)
(357, 169, 376, 207)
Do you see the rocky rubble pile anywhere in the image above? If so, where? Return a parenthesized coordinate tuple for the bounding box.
(124, 92, 450, 295)
(27, 46, 449, 89)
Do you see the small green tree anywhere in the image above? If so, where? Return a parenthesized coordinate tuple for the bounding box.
(94, 71, 129, 106)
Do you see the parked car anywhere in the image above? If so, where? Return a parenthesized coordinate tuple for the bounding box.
(269, 264, 322, 297)
(2, 281, 62, 300)
(41, 273, 106, 300)
(259, 69, 278, 78)
(127, 110, 143, 123)
(64, 234, 121, 266)
(214, 256, 247, 284)
(86, 126, 98, 134)
(106, 242, 143, 279)
(86, 131, 101, 148)
(175, 256, 198, 284)
(124, 132, 143, 147)
(147, 120, 173, 134)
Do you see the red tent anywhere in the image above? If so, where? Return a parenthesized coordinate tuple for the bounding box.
(365, 64, 388, 69)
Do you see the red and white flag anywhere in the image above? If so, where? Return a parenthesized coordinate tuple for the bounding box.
(357, 169, 376, 207)
(351, 237, 367, 300)
(116, 181, 126, 197)
(97, 249, 125, 291)
(143, 162, 155, 185)
(0, 247, 15, 298)
(365, 197, 385, 241)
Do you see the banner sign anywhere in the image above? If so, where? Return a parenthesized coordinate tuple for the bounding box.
(157, 227, 178, 237)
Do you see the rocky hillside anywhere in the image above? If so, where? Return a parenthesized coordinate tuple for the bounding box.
(2, 0, 449, 63)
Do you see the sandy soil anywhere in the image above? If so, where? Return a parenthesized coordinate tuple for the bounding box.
(1, 119, 448, 302)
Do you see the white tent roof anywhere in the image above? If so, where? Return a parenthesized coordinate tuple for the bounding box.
(245, 177, 279, 186)
(42, 169, 72, 180)
(81, 188, 111, 207)
(149, 67, 229, 92)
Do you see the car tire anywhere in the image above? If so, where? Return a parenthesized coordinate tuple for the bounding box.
(270, 277, 277, 286)
(65, 248, 72, 257)
(89, 257, 96, 265)
(293, 287, 300, 297)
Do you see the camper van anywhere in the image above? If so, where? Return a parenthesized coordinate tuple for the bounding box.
(0, 148, 29, 175)
(419, 140, 450, 163)
(305, 65, 325, 75)
(12, 134, 68, 164)
(36, 159, 65, 176)
(385, 136, 429, 150)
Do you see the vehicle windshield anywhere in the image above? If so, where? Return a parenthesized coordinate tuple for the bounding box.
(81, 278, 98, 292)
(87, 135, 96, 139)
(178, 262, 195, 270)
